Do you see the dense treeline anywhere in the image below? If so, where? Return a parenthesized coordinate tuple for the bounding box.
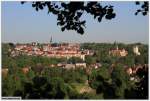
(2, 43, 148, 99)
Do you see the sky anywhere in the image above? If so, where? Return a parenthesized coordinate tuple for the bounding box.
(1, 1, 149, 44)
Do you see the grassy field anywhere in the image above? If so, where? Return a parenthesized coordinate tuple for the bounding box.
(70, 82, 96, 94)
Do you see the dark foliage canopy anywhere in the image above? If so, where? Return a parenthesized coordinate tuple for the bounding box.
(21, 1, 148, 35)
(135, 1, 149, 16)
(21, 1, 116, 34)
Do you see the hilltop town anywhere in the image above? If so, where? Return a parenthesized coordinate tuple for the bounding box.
(10, 42, 94, 60)
(2, 42, 148, 99)
(3, 42, 146, 75)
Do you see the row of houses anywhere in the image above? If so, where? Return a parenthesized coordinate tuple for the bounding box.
(3, 63, 147, 79)
(10, 43, 94, 60)
(2, 62, 102, 77)
(50, 62, 102, 69)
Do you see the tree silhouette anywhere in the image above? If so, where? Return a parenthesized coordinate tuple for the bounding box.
(21, 1, 116, 34)
(16, 76, 73, 99)
(21, 1, 148, 35)
(134, 66, 148, 99)
(135, 1, 149, 16)
(124, 66, 148, 99)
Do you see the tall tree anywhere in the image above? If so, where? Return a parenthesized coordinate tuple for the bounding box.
(111, 64, 130, 98)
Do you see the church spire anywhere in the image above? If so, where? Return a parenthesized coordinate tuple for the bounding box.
(50, 36, 52, 44)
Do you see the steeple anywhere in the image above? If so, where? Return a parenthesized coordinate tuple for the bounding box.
(50, 36, 52, 44)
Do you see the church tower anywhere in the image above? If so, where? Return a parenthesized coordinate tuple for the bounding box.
(133, 46, 140, 55)
(50, 36, 52, 44)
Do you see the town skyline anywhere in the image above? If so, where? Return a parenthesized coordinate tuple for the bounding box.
(1, 1, 149, 44)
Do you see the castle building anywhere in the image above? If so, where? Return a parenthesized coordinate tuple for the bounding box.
(109, 46, 128, 57)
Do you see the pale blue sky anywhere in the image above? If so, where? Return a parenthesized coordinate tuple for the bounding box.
(1, 1, 149, 44)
